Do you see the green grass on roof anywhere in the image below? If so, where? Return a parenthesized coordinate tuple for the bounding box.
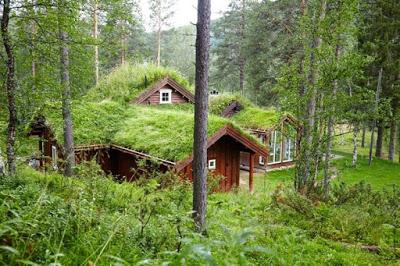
(84, 63, 192, 104)
(209, 93, 281, 130)
(35, 100, 127, 146)
(231, 106, 281, 130)
(114, 106, 236, 162)
(209, 93, 252, 115)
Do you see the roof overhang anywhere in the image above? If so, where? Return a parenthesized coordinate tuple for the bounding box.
(133, 77, 195, 104)
(174, 124, 268, 172)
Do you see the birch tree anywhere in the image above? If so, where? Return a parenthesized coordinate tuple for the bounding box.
(148, 0, 175, 67)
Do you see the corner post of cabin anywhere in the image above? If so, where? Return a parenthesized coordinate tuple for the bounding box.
(249, 152, 255, 193)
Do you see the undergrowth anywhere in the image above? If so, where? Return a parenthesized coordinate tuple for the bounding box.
(0, 165, 398, 265)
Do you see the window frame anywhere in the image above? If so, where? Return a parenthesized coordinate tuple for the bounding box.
(159, 88, 172, 104)
(208, 159, 216, 170)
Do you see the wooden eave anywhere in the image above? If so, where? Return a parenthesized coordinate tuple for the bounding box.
(133, 77, 195, 104)
(110, 144, 176, 167)
(174, 124, 269, 172)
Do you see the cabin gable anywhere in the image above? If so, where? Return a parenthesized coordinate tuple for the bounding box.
(133, 77, 195, 105)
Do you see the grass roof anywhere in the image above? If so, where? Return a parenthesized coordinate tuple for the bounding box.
(33, 100, 127, 146)
(231, 106, 281, 130)
(209, 93, 252, 115)
(84, 64, 192, 104)
(209, 93, 282, 130)
(113, 106, 233, 162)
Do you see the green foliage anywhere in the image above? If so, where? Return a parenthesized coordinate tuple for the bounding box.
(84, 63, 192, 104)
(0, 167, 396, 265)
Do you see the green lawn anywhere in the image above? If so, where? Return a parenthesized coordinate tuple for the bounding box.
(250, 152, 400, 193)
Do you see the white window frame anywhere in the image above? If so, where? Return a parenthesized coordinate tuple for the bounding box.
(51, 145, 58, 170)
(159, 88, 172, 104)
(208, 159, 216, 170)
(259, 156, 265, 166)
(268, 131, 283, 165)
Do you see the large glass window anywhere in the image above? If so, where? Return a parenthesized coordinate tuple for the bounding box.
(268, 123, 297, 165)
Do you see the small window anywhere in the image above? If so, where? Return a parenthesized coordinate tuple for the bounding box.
(208, 159, 216, 170)
(160, 88, 172, 104)
(259, 156, 265, 166)
(51, 145, 58, 170)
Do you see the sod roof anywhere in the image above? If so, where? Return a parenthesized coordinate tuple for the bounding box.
(32, 100, 127, 146)
(84, 64, 193, 104)
(113, 106, 243, 162)
(31, 102, 257, 162)
(209, 94, 282, 130)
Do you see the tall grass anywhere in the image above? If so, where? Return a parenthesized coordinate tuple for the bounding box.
(1, 164, 397, 265)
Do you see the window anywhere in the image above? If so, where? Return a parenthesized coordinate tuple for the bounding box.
(268, 131, 282, 165)
(208, 159, 216, 170)
(259, 156, 265, 165)
(51, 145, 58, 170)
(160, 88, 172, 104)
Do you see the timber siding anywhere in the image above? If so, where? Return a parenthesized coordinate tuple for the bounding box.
(145, 84, 190, 104)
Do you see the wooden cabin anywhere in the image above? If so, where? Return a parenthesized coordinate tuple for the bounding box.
(132, 77, 194, 105)
(210, 95, 301, 171)
(28, 103, 267, 192)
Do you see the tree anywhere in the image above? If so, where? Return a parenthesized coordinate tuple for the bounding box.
(57, 0, 76, 176)
(1, 0, 17, 176)
(148, 0, 175, 67)
(212, 0, 249, 95)
(192, 0, 210, 233)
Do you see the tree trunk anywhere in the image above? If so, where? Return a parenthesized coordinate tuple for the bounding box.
(375, 123, 384, 158)
(93, 0, 99, 85)
(157, 25, 161, 67)
(352, 123, 359, 167)
(299, 0, 325, 191)
(388, 116, 397, 161)
(238, 0, 246, 95)
(361, 124, 366, 148)
(1, 0, 17, 176)
(58, 1, 75, 176)
(120, 22, 127, 65)
(369, 68, 383, 166)
(192, 0, 211, 234)
(323, 44, 341, 198)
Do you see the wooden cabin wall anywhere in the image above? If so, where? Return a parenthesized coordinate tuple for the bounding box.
(180, 136, 241, 192)
(145, 84, 189, 104)
(108, 148, 170, 182)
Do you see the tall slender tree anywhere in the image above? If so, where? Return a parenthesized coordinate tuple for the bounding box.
(1, 0, 17, 176)
(192, 0, 211, 233)
(148, 0, 175, 67)
(57, 0, 75, 176)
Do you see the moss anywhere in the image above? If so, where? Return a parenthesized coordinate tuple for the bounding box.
(84, 63, 193, 104)
(113, 106, 232, 161)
